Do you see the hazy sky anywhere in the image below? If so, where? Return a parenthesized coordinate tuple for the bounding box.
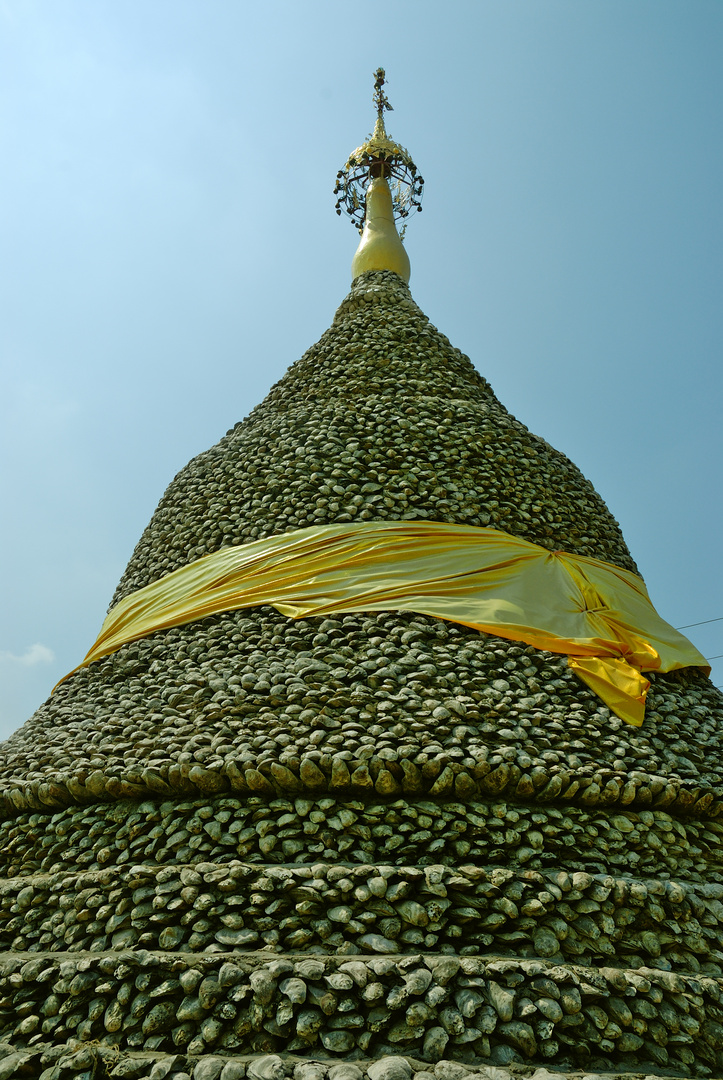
(1, 0, 721, 739)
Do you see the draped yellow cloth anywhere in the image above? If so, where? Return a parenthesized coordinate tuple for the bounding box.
(59, 521, 708, 725)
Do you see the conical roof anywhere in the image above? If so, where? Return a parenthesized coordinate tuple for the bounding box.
(114, 269, 638, 604)
(0, 80, 722, 1080)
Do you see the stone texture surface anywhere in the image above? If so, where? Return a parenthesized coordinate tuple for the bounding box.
(0, 271, 722, 1078)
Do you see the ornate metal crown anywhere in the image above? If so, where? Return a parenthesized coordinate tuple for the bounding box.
(334, 68, 424, 237)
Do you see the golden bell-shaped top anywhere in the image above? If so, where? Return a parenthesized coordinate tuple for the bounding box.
(350, 176, 411, 282)
(334, 68, 423, 282)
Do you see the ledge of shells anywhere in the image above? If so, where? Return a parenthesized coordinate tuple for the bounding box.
(3, 789, 723, 885)
(0, 948, 721, 1075)
(0, 1045, 702, 1080)
(3, 613, 723, 814)
(2, 854, 723, 973)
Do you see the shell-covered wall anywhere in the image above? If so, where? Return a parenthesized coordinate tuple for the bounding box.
(1, 271, 722, 1080)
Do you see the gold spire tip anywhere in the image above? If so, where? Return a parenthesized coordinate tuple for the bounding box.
(334, 68, 424, 240)
(373, 66, 393, 135)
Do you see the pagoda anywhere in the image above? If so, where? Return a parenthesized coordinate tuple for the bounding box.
(0, 70, 722, 1080)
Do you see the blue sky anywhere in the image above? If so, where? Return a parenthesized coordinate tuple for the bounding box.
(1, 0, 721, 738)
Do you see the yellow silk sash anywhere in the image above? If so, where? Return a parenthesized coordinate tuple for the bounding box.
(59, 521, 708, 725)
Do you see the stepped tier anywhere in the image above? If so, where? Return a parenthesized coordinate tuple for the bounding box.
(2, 272, 722, 1079)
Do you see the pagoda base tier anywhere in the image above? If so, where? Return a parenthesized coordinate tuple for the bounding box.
(0, 945, 719, 1077)
(2, 858, 723, 974)
(0, 1046, 712, 1080)
(0, 794, 722, 1077)
(1, 793, 722, 970)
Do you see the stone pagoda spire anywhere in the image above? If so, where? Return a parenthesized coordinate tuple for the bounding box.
(0, 71, 721, 1080)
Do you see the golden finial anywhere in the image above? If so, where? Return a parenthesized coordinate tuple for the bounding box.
(334, 68, 423, 231)
(372, 65, 393, 135)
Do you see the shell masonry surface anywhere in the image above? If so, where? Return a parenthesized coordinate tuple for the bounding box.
(1, 268, 722, 1080)
(56, 519, 707, 726)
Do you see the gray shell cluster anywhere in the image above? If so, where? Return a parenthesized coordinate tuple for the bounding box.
(1, 271, 722, 1079)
